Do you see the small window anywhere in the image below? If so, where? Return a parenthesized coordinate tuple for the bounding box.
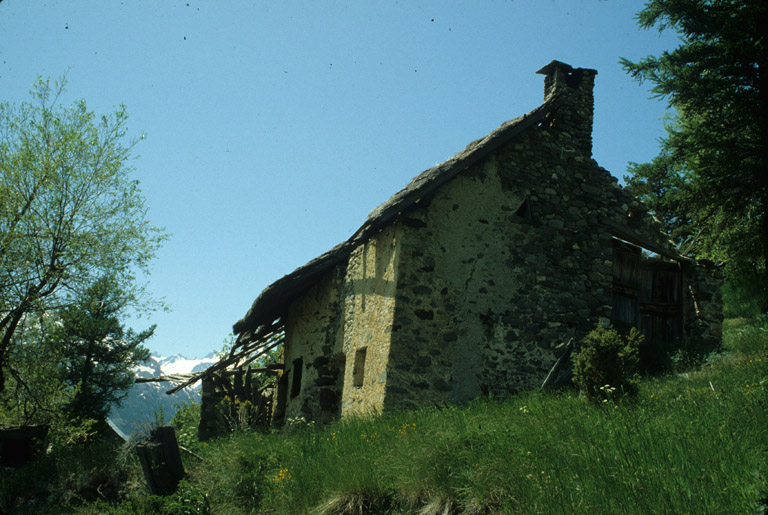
(290, 357, 303, 398)
(352, 348, 367, 388)
(515, 197, 532, 221)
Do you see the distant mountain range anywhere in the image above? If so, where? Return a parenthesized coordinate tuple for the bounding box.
(108, 353, 218, 438)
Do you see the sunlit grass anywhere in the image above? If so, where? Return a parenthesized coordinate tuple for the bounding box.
(182, 321, 767, 514)
(19, 313, 764, 514)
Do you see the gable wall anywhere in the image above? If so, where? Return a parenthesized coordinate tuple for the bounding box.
(384, 128, 616, 408)
(280, 264, 346, 424)
(279, 222, 402, 422)
(383, 73, 689, 408)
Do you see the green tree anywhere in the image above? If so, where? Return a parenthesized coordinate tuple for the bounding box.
(621, 0, 767, 304)
(0, 75, 166, 393)
(50, 276, 153, 425)
(0, 312, 72, 426)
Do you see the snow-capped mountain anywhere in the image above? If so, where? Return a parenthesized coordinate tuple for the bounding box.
(108, 353, 218, 437)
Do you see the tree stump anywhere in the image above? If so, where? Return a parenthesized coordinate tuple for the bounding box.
(136, 426, 185, 495)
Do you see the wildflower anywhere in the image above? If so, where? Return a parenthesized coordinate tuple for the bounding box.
(272, 468, 291, 482)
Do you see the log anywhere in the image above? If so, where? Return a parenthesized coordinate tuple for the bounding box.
(136, 426, 185, 495)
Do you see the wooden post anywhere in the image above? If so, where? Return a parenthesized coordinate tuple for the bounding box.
(136, 426, 185, 495)
(540, 338, 575, 391)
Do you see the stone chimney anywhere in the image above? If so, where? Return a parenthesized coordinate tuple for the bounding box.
(536, 60, 598, 156)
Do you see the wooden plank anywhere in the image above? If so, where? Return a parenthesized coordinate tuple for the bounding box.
(540, 338, 574, 391)
(640, 303, 679, 316)
(612, 284, 638, 298)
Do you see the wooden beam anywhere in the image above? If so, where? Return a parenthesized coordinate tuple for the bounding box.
(607, 222, 692, 262)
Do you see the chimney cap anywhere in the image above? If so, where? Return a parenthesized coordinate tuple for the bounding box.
(536, 60, 597, 76)
(536, 60, 573, 75)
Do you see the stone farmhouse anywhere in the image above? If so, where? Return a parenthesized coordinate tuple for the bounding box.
(183, 61, 721, 435)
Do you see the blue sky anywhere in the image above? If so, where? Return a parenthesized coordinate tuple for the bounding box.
(0, 1, 679, 358)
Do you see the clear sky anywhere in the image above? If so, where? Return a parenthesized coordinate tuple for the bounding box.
(0, 0, 679, 358)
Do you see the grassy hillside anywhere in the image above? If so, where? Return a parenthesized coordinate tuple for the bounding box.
(79, 319, 768, 514)
(3, 296, 767, 513)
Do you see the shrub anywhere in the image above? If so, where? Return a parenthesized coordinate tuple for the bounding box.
(171, 400, 201, 450)
(572, 325, 642, 401)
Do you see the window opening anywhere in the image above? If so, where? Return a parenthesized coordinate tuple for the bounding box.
(352, 348, 367, 388)
(515, 197, 532, 221)
(290, 357, 303, 398)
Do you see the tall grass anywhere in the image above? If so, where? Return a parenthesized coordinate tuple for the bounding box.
(7, 309, 766, 513)
(180, 323, 767, 514)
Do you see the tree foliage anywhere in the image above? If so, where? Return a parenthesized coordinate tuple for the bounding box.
(50, 276, 153, 425)
(621, 0, 767, 298)
(0, 313, 72, 425)
(0, 75, 166, 393)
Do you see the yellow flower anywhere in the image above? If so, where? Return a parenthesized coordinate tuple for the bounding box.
(272, 468, 291, 482)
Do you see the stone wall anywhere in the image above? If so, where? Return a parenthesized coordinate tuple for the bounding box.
(381, 64, 694, 410)
(683, 261, 724, 351)
(278, 265, 345, 425)
(386, 130, 613, 408)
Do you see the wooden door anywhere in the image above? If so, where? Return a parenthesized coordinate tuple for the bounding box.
(612, 239, 682, 345)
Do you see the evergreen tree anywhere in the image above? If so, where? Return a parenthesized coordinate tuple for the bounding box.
(51, 276, 153, 425)
(621, 0, 768, 305)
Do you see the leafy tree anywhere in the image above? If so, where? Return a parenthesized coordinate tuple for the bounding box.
(621, 0, 768, 305)
(0, 314, 98, 449)
(50, 276, 153, 425)
(0, 75, 166, 393)
(0, 312, 72, 426)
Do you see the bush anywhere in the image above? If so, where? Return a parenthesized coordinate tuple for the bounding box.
(171, 400, 201, 450)
(573, 325, 642, 401)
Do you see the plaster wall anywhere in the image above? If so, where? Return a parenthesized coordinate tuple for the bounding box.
(338, 223, 401, 416)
